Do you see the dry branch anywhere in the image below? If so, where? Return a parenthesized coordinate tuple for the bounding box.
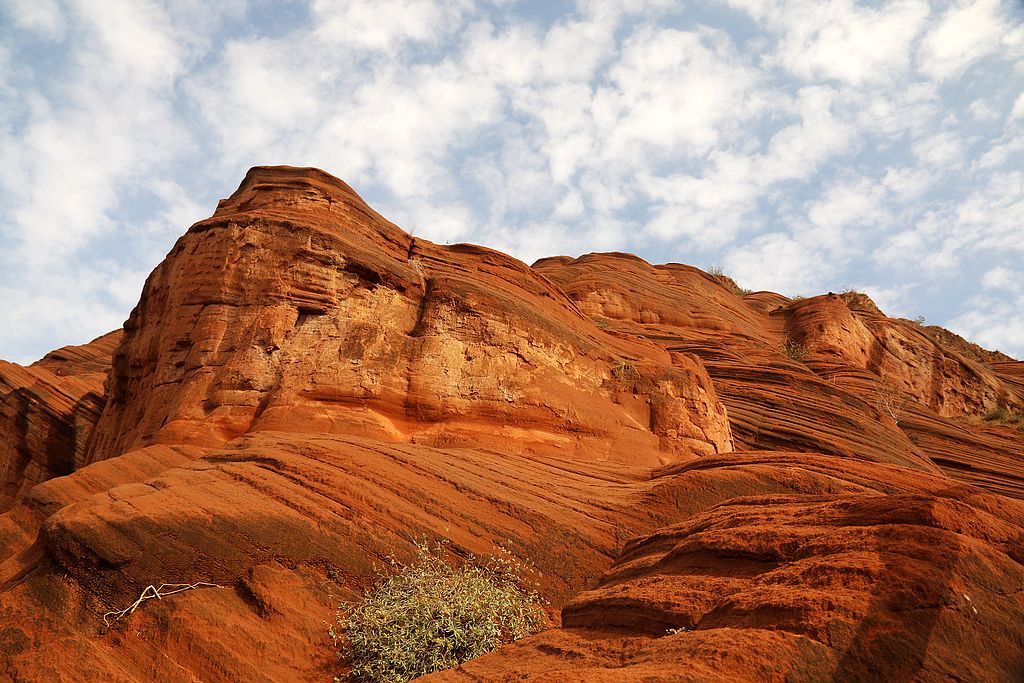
(875, 382, 909, 425)
(103, 582, 221, 626)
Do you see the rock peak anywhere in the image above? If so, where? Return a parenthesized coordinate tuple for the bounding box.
(215, 165, 362, 215)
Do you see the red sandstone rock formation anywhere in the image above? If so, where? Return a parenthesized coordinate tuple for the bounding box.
(0, 166, 1021, 682)
(0, 331, 120, 511)
(86, 167, 731, 465)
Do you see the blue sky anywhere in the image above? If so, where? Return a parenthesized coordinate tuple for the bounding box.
(1, 0, 1023, 364)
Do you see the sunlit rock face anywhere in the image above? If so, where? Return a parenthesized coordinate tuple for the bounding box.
(85, 166, 733, 466)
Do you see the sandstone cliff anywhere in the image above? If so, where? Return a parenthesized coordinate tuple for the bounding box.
(0, 166, 1021, 682)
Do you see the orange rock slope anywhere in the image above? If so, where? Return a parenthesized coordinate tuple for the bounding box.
(0, 166, 1022, 682)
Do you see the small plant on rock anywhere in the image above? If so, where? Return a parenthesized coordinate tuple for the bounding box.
(612, 359, 637, 380)
(332, 542, 545, 683)
(706, 266, 750, 296)
(782, 337, 808, 361)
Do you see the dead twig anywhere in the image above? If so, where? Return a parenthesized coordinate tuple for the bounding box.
(875, 382, 909, 425)
(103, 582, 221, 627)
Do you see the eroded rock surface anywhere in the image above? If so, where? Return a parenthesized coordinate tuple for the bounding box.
(0, 166, 1021, 682)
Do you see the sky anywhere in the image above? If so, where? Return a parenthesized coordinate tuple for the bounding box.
(1, 0, 1023, 364)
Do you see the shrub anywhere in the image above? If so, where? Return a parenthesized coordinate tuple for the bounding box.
(332, 543, 545, 683)
(612, 359, 637, 380)
(707, 265, 725, 277)
(782, 337, 808, 361)
(595, 317, 611, 330)
(985, 407, 1009, 422)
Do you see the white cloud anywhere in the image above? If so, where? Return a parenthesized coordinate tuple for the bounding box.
(854, 81, 940, 138)
(912, 131, 966, 168)
(947, 293, 1024, 357)
(801, 174, 889, 255)
(881, 165, 936, 199)
(2, 0, 66, 40)
(968, 98, 1000, 121)
(757, 0, 930, 85)
(950, 171, 1024, 253)
(0, 276, 128, 364)
(760, 85, 851, 183)
(553, 191, 585, 219)
(72, 0, 187, 88)
(1010, 92, 1024, 119)
(982, 265, 1023, 291)
(483, 220, 604, 266)
(975, 133, 1024, 170)
(311, 0, 470, 51)
(917, 0, 1011, 81)
(189, 37, 321, 154)
(639, 151, 759, 246)
(388, 199, 473, 243)
(1, 0, 199, 265)
(594, 26, 760, 161)
(874, 228, 927, 269)
(858, 282, 916, 318)
(722, 231, 822, 295)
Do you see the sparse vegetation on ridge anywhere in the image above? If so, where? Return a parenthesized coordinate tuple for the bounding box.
(984, 407, 1024, 432)
(332, 542, 545, 683)
(705, 266, 752, 297)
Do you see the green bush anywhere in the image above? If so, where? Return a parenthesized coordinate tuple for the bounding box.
(985, 407, 1010, 422)
(332, 543, 545, 683)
